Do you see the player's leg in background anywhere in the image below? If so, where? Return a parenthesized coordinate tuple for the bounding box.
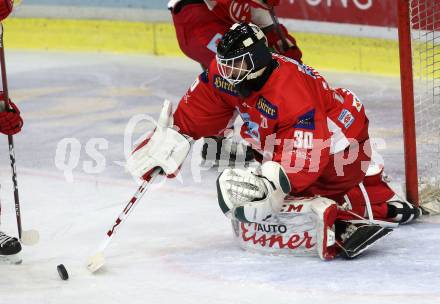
(170, 1, 229, 69)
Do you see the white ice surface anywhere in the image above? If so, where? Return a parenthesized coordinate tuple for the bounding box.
(0, 51, 439, 304)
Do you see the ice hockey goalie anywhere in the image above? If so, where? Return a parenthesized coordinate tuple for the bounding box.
(127, 23, 421, 260)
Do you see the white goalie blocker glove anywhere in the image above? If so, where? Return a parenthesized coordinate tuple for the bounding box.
(217, 161, 291, 223)
(126, 100, 191, 180)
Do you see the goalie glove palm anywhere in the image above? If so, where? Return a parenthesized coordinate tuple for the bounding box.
(219, 168, 268, 204)
(217, 161, 291, 222)
(126, 100, 191, 180)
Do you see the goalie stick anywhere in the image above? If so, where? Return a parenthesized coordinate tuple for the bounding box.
(87, 168, 161, 273)
(0, 23, 39, 246)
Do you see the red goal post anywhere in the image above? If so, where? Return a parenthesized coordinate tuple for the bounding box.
(397, 0, 440, 212)
(398, 0, 419, 206)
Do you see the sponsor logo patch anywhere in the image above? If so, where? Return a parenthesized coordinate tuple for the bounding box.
(338, 109, 355, 128)
(237, 107, 261, 141)
(280, 203, 304, 213)
(213, 75, 238, 96)
(294, 109, 315, 130)
(239, 223, 315, 250)
(256, 96, 278, 119)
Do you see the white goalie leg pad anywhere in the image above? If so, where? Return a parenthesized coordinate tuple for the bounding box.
(310, 198, 337, 260)
(231, 197, 335, 258)
(217, 161, 291, 222)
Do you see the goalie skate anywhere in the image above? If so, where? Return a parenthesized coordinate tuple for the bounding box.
(387, 198, 421, 224)
(336, 222, 392, 259)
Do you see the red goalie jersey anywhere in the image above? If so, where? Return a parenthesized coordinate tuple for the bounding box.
(171, 53, 403, 221)
(174, 54, 369, 198)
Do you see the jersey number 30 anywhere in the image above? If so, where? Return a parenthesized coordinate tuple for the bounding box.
(293, 130, 314, 149)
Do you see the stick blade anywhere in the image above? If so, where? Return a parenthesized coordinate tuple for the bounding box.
(21, 229, 40, 246)
(87, 252, 105, 273)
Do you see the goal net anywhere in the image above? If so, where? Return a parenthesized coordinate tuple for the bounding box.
(399, 0, 440, 214)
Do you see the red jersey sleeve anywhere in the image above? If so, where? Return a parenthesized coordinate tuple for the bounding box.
(173, 71, 235, 139)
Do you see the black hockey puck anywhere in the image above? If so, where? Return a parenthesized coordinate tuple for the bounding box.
(57, 264, 69, 280)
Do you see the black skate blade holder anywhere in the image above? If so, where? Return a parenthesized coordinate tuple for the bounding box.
(337, 224, 393, 259)
(335, 183, 397, 259)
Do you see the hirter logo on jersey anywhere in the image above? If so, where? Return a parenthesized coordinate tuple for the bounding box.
(338, 109, 355, 128)
(256, 96, 278, 119)
(294, 109, 315, 130)
(213, 75, 238, 96)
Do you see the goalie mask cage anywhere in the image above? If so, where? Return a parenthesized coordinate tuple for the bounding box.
(398, 0, 440, 208)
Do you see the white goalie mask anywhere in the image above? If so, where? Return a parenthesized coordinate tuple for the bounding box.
(216, 52, 255, 85)
(216, 23, 271, 86)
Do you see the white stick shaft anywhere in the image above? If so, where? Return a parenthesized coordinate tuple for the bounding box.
(101, 169, 160, 251)
(87, 169, 161, 272)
